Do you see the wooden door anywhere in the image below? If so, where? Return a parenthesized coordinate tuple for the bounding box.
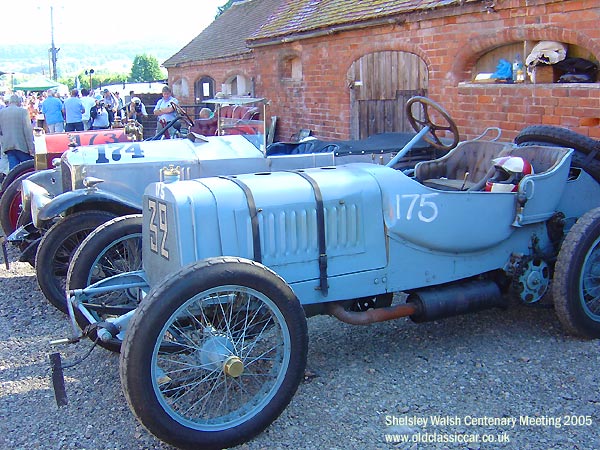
(348, 51, 428, 139)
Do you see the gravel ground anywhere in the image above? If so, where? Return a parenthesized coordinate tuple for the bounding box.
(1, 243, 599, 450)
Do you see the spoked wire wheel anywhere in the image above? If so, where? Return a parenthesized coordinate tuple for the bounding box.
(155, 286, 290, 426)
(0, 172, 29, 235)
(83, 233, 143, 307)
(554, 207, 600, 338)
(121, 258, 307, 449)
(579, 238, 600, 320)
(36, 210, 117, 313)
(67, 215, 143, 352)
(68, 215, 143, 312)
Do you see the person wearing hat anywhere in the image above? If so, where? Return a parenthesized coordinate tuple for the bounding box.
(153, 85, 179, 137)
(126, 96, 147, 122)
(90, 95, 110, 130)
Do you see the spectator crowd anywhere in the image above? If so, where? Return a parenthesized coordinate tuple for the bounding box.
(0, 88, 150, 181)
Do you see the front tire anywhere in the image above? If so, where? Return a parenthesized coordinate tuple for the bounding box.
(35, 210, 117, 313)
(67, 214, 143, 351)
(553, 207, 600, 338)
(120, 257, 308, 450)
(0, 172, 31, 235)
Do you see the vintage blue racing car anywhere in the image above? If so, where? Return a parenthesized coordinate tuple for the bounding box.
(55, 97, 600, 449)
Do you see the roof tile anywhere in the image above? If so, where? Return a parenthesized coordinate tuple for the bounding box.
(165, 0, 477, 65)
(250, 0, 478, 41)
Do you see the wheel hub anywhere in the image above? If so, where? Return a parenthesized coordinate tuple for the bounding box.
(223, 356, 244, 378)
(514, 258, 550, 304)
(199, 331, 243, 377)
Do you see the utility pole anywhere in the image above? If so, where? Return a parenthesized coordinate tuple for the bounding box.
(49, 5, 60, 81)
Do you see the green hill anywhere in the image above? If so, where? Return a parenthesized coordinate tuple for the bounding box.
(0, 42, 182, 78)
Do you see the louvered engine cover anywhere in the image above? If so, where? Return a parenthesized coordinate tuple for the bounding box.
(142, 165, 387, 292)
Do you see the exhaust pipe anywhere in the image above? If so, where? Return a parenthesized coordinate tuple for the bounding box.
(408, 279, 504, 323)
(327, 279, 504, 325)
(327, 301, 419, 325)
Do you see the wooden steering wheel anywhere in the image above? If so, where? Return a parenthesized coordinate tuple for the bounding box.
(406, 96, 459, 151)
(170, 102, 194, 127)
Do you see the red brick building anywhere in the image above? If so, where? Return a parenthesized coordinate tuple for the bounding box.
(164, 0, 600, 142)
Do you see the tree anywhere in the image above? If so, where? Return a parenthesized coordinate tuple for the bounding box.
(216, 0, 236, 17)
(60, 72, 128, 90)
(130, 54, 164, 82)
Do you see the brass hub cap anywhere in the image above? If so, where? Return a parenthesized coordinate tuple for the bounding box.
(223, 356, 244, 378)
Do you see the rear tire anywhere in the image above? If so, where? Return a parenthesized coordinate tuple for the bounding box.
(515, 125, 600, 182)
(553, 207, 600, 338)
(120, 257, 308, 450)
(35, 210, 117, 313)
(0, 159, 34, 194)
(0, 172, 30, 235)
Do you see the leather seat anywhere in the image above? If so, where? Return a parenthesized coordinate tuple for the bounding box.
(506, 145, 571, 174)
(415, 141, 510, 190)
(190, 117, 218, 136)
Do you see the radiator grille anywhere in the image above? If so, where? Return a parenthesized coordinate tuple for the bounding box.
(61, 161, 72, 193)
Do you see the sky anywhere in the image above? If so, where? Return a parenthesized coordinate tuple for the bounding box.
(1, 0, 227, 47)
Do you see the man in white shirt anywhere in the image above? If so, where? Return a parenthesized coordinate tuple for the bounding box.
(153, 85, 179, 138)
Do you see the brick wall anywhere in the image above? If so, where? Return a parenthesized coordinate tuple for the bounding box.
(456, 83, 600, 140)
(168, 54, 256, 109)
(168, 0, 600, 142)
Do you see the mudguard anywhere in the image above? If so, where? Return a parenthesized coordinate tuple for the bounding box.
(37, 188, 140, 223)
(22, 168, 63, 198)
(20, 170, 64, 228)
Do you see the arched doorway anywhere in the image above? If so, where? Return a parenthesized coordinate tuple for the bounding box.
(194, 76, 216, 116)
(347, 51, 428, 139)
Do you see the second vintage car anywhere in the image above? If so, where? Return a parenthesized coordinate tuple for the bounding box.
(0, 127, 132, 235)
